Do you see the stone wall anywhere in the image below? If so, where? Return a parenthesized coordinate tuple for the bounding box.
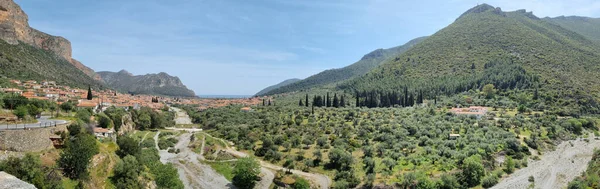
(0, 125, 67, 152)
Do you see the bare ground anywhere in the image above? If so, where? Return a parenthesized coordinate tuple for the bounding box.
(492, 136, 600, 189)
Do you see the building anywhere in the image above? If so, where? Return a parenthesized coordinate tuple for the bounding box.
(240, 107, 253, 112)
(93, 127, 114, 138)
(449, 134, 461, 140)
(450, 106, 488, 119)
(1, 88, 22, 95)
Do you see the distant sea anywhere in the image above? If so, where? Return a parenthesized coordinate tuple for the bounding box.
(197, 95, 253, 99)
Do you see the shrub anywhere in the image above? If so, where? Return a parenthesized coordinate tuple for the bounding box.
(481, 174, 499, 188)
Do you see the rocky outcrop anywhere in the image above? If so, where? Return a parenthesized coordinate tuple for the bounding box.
(0, 0, 100, 80)
(0, 172, 36, 189)
(98, 70, 196, 97)
(118, 113, 135, 135)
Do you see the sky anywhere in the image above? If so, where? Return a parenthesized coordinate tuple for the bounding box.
(15, 0, 600, 95)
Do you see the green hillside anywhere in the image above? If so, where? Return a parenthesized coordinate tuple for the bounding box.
(255, 78, 300, 96)
(262, 37, 426, 96)
(342, 4, 600, 114)
(544, 16, 600, 43)
(0, 40, 100, 88)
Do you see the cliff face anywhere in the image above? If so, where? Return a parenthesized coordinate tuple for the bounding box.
(0, 0, 100, 80)
(98, 70, 196, 97)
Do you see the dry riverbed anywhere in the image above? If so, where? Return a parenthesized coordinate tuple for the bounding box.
(493, 136, 600, 189)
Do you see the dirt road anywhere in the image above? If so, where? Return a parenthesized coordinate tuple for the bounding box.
(492, 137, 600, 189)
(170, 107, 193, 125)
(155, 132, 234, 189)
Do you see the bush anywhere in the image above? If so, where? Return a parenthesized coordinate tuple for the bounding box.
(232, 157, 261, 189)
(116, 135, 141, 158)
(481, 174, 499, 188)
(112, 155, 142, 189)
(59, 133, 99, 179)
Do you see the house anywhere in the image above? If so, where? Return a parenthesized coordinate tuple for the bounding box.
(450, 106, 488, 119)
(93, 127, 114, 138)
(1, 88, 22, 95)
(77, 100, 98, 112)
(449, 134, 461, 140)
(240, 107, 253, 112)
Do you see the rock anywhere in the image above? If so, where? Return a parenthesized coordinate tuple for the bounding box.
(0, 0, 100, 81)
(0, 171, 36, 189)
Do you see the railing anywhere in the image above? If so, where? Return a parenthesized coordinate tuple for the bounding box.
(0, 121, 58, 130)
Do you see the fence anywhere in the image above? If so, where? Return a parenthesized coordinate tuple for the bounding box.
(0, 121, 59, 130)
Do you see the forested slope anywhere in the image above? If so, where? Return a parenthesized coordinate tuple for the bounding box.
(342, 4, 600, 114)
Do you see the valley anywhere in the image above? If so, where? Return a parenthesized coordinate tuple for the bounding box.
(1, 1, 600, 189)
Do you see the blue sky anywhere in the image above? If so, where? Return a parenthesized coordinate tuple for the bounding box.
(15, 0, 600, 95)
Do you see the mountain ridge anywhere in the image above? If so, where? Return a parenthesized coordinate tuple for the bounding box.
(98, 70, 196, 97)
(255, 78, 301, 96)
(262, 36, 427, 96)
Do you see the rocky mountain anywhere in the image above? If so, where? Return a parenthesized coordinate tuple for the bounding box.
(0, 0, 100, 88)
(262, 36, 426, 96)
(342, 4, 600, 114)
(0, 0, 99, 80)
(544, 16, 600, 43)
(255, 78, 300, 96)
(98, 70, 196, 97)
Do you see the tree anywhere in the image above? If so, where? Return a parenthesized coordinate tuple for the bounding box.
(13, 106, 28, 119)
(27, 104, 41, 117)
(299, 99, 304, 106)
(60, 100, 75, 112)
(293, 177, 310, 189)
(333, 94, 339, 108)
(67, 122, 83, 137)
(59, 133, 99, 179)
(471, 63, 476, 70)
(116, 135, 141, 158)
(87, 86, 93, 100)
(76, 109, 91, 123)
(137, 113, 152, 130)
(305, 94, 309, 107)
(460, 155, 485, 187)
(0, 154, 47, 188)
(327, 148, 353, 171)
(481, 174, 499, 188)
(97, 113, 114, 128)
(504, 156, 515, 174)
(326, 92, 331, 107)
(112, 155, 142, 189)
(482, 84, 496, 99)
(340, 95, 346, 107)
(437, 174, 461, 189)
(232, 157, 261, 189)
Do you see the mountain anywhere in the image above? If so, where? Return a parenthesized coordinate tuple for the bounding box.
(342, 4, 600, 113)
(262, 36, 426, 96)
(544, 16, 600, 43)
(0, 0, 100, 81)
(98, 70, 196, 97)
(255, 78, 301, 96)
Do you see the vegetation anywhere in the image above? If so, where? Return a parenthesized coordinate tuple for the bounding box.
(262, 37, 426, 96)
(58, 126, 99, 180)
(232, 157, 261, 189)
(97, 70, 196, 97)
(0, 40, 100, 88)
(342, 4, 600, 115)
(0, 153, 62, 189)
(567, 149, 600, 189)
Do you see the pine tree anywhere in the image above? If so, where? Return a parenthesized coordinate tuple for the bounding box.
(333, 94, 339, 108)
(87, 86, 93, 100)
(305, 94, 309, 107)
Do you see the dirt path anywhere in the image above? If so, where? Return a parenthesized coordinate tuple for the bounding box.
(170, 107, 193, 125)
(138, 132, 150, 146)
(492, 136, 600, 189)
(191, 131, 331, 189)
(154, 132, 234, 189)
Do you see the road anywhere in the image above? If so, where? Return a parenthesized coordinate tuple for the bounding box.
(492, 136, 600, 189)
(0, 116, 68, 130)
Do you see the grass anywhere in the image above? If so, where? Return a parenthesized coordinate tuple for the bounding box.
(86, 141, 118, 189)
(62, 178, 78, 189)
(204, 161, 235, 181)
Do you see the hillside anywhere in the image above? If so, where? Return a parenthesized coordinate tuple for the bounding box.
(262, 37, 426, 95)
(342, 4, 600, 114)
(98, 70, 196, 97)
(544, 16, 600, 43)
(255, 78, 300, 96)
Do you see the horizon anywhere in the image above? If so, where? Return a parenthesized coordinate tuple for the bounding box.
(15, 0, 600, 95)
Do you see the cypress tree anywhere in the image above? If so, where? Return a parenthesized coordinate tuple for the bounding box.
(333, 94, 339, 108)
(340, 95, 345, 107)
(305, 94, 309, 107)
(268, 99, 272, 106)
(87, 86, 93, 100)
(326, 93, 331, 107)
(299, 99, 304, 106)
(356, 92, 360, 107)
(263, 99, 266, 106)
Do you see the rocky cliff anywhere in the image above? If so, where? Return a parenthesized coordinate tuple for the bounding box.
(0, 0, 100, 80)
(98, 70, 196, 97)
